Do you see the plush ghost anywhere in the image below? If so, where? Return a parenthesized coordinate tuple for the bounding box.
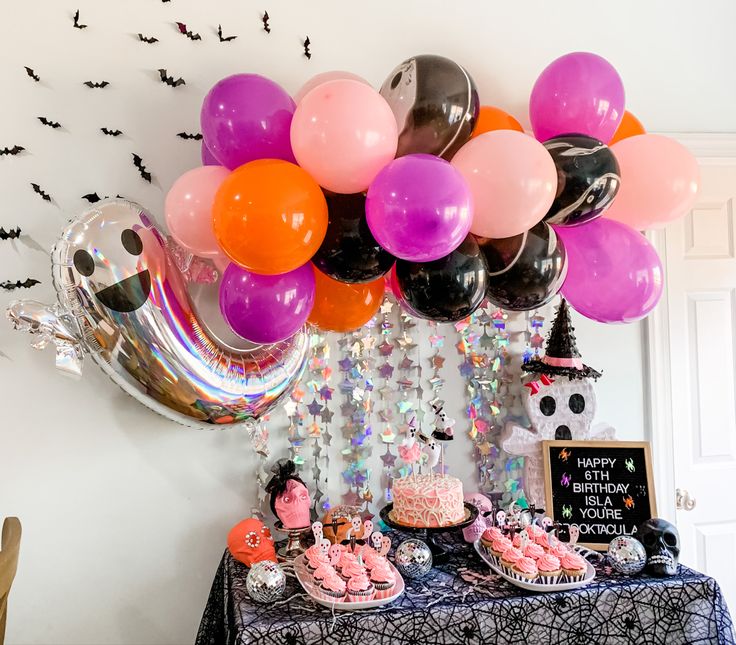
(227, 517, 277, 567)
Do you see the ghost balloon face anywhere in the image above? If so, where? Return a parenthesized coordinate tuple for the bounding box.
(274, 479, 311, 528)
(462, 493, 492, 543)
(523, 376, 596, 441)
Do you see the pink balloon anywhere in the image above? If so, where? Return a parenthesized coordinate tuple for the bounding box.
(555, 218, 663, 324)
(451, 131, 557, 239)
(530, 52, 625, 143)
(165, 166, 230, 257)
(294, 71, 370, 104)
(290, 79, 398, 194)
(605, 134, 700, 230)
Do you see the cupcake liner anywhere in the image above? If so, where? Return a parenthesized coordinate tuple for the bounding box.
(562, 569, 586, 582)
(347, 587, 376, 603)
(319, 587, 346, 602)
(373, 584, 396, 600)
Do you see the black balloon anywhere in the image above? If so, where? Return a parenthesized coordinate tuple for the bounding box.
(479, 222, 567, 311)
(380, 55, 479, 161)
(543, 134, 620, 226)
(311, 191, 395, 283)
(395, 234, 487, 323)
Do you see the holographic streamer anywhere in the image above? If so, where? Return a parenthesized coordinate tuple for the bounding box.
(248, 418, 271, 519)
(376, 295, 397, 509)
(394, 310, 421, 479)
(426, 321, 453, 473)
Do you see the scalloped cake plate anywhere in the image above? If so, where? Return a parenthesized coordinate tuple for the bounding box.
(474, 539, 596, 593)
(293, 553, 405, 610)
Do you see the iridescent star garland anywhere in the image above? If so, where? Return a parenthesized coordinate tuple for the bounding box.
(376, 295, 398, 508)
(248, 418, 271, 518)
(394, 310, 421, 480)
(425, 321, 454, 474)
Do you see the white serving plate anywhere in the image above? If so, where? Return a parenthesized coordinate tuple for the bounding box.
(293, 553, 405, 610)
(474, 539, 596, 593)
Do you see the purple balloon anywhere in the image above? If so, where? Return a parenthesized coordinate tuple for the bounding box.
(201, 141, 219, 166)
(530, 52, 625, 143)
(219, 263, 315, 344)
(365, 154, 473, 262)
(554, 219, 663, 324)
(201, 74, 297, 170)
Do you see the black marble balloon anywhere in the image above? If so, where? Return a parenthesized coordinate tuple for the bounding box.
(395, 234, 487, 323)
(543, 134, 620, 226)
(311, 191, 395, 283)
(380, 55, 479, 160)
(479, 222, 567, 311)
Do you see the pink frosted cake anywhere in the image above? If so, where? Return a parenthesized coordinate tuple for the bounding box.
(392, 474, 465, 528)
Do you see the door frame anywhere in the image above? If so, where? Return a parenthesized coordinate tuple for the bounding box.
(645, 132, 736, 522)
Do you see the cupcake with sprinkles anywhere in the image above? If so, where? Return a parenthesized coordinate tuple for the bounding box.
(560, 550, 588, 581)
(536, 553, 562, 583)
(512, 556, 539, 582)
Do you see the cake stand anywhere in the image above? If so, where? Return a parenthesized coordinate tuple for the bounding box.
(379, 502, 478, 564)
(272, 521, 312, 562)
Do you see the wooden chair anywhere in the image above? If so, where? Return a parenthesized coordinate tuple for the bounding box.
(0, 518, 21, 645)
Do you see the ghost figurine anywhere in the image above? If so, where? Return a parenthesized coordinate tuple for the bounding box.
(422, 437, 442, 474)
(502, 299, 615, 505)
(265, 459, 312, 529)
(462, 492, 493, 543)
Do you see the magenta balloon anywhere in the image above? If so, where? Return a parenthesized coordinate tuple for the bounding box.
(201, 74, 296, 170)
(530, 52, 625, 143)
(219, 262, 315, 344)
(366, 154, 473, 262)
(201, 141, 219, 166)
(554, 219, 663, 324)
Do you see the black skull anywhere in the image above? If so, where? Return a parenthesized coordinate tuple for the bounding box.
(638, 518, 680, 576)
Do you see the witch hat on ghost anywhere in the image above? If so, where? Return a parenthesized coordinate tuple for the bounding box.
(522, 298, 601, 380)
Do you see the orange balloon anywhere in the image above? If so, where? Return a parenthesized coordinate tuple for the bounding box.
(308, 266, 383, 332)
(609, 110, 645, 145)
(471, 106, 524, 138)
(212, 159, 328, 274)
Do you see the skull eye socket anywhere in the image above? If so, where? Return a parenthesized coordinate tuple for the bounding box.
(664, 532, 678, 547)
(569, 393, 586, 414)
(390, 71, 402, 89)
(540, 396, 556, 416)
(121, 228, 143, 255)
(73, 249, 95, 276)
(641, 532, 657, 547)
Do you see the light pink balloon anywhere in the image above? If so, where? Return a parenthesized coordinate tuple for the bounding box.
(605, 134, 700, 230)
(451, 131, 557, 239)
(165, 166, 230, 257)
(294, 71, 370, 104)
(290, 79, 398, 194)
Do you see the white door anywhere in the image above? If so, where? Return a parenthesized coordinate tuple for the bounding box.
(652, 142, 736, 610)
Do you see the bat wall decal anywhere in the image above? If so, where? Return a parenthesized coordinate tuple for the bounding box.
(31, 183, 52, 202)
(175, 22, 201, 41)
(72, 9, 87, 29)
(0, 146, 25, 156)
(84, 81, 110, 89)
(217, 24, 236, 42)
(303, 36, 312, 59)
(262, 11, 271, 33)
(1, 279, 41, 291)
(24, 66, 40, 82)
(37, 117, 62, 129)
(132, 154, 152, 183)
(138, 34, 159, 44)
(82, 193, 101, 203)
(158, 69, 185, 87)
(176, 132, 202, 140)
(100, 127, 123, 137)
(0, 227, 22, 241)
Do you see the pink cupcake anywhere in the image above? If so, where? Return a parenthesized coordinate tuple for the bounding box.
(312, 562, 335, 583)
(560, 551, 587, 581)
(490, 536, 512, 560)
(481, 527, 503, 548)
(513, 556, 538, 581)
(511, 533, 522, 549)
(500, 547, 523, 572)
(526, 524, 543, 540)
(523, 543, 545, 561)
(549, 544, 570, 559)
(536, 553, 562, 583)
(370, 562, 396, 599)
(319, 573, 347, 602)
(535, 531, 550, 549)
(346, 572, 375, 602)
(336, 551, 356, 576)
(362, 549, 385, 571)
(307, 551, 329, 572)
(341, 559, 367, 581)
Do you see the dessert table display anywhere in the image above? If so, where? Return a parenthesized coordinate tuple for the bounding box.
(196, 531, 735, 645)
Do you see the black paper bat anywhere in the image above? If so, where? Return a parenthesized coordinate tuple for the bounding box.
(132, 154, 152, 183)
(0, 227, 21, 240)
(1, 279, 40, 291)
(217, 24, 236, 42)
(0, 146, 25, 156)
(100, 127, 123, 137)
(31, 183, 52, 202)
(303, 36, 311, 59)
(24, 66, 40, 82)
(37, 117, 61, 129)
(84, 81, 110, 89)
(158, 69, 185, 87)
(176, 132, 202, 140)
(175, 22, 201, 41)
(262, 11, 271, 33)
(72, 9, 87, 29)
(138, 34, 158, 44)
(82, 192, 101, 203)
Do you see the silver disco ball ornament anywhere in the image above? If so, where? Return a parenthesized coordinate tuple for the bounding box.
(607, 535, 647, 575)
(394, 539, 433, 579)
(246, 560, 286, 603)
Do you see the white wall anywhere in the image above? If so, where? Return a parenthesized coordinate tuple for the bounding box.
(1, 0, 731, 642)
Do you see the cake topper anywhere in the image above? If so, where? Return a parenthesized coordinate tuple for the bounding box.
(265, 459, 312, 528)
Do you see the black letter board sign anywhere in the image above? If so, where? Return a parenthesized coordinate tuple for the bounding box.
(542, 440, 657, 551)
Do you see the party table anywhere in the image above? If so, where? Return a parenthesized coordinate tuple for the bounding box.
(195, 532, 735, 645)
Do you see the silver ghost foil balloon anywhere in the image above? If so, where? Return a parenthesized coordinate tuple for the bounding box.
(7, 199, 308, 428)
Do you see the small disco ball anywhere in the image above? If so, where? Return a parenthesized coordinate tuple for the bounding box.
(394, 539, 433, 579)
(607, 536, 647, 575)
(246, 560, 286, 603)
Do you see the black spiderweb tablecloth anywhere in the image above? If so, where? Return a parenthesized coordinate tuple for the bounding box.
(195, 531, 735, 645)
